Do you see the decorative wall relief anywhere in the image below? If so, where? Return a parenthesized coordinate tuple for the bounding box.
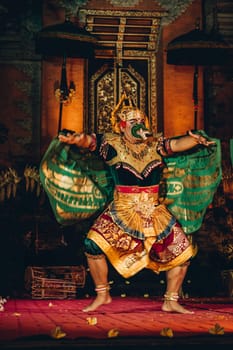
(45, 0, 194, 26)
(90, 66, 114, 133)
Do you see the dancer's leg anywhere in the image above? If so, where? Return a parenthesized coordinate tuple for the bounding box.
(161, 262, 193, 314)
(83, 254, 112, 312)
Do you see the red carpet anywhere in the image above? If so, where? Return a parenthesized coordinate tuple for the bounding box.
(0, 297, 233, 349)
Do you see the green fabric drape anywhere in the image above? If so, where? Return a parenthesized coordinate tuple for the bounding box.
(40, 132, 222, 233)
(163, 131, 222, 234)
(39, 137, 113, 225)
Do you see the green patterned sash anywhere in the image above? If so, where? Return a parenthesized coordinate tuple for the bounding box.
(163, 131, 222, 234)
(39, 137, 113, 225)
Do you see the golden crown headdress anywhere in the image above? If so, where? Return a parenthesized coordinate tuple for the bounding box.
(110, 92, 150, 133)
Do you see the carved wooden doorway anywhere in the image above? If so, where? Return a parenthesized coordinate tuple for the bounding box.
(80, 9, 165, 135)
(88, 58, 150, 134)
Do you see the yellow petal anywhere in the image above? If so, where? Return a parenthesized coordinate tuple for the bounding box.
(160, 327, 174, 338)
(209, 323, 224, 335)
(86, 317, 98, 325)
(50, 326, 66, 339)
(108, 328, 119, 338)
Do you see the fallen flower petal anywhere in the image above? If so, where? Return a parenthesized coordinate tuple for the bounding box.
(50, 326, 66, 339)
(86, 317, 98, 325)
(160, 327, 174, 338)
(108, 328, 119, 338)
(209, 323, 224, 335)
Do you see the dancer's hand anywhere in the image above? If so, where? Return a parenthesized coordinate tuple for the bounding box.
(188, 130, 215, 147)
(58, 132, 83, 145)
(58, 131, 96, 150)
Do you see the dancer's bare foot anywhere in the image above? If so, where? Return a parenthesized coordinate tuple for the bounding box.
(82, 294, 112, 312)
(161, 300, 194, 314)
(162, 292, 194, 314)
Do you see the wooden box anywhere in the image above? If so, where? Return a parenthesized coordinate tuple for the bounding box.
(25, 265, 86, 299)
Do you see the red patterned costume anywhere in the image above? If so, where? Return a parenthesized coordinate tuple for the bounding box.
(85, 132, 194, 278)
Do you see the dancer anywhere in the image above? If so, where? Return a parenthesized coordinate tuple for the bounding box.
(58, 96, 217, 314)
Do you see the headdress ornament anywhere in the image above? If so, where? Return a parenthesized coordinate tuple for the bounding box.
(110, 92, 150, 133)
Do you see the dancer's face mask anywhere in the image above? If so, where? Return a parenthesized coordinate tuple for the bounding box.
(121, 110, 151, 141)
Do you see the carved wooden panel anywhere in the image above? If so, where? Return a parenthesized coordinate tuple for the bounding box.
(88, 60, 148, 134)
(80, 9, 163, 134)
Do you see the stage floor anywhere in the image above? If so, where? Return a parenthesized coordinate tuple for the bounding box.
(0, 296, 233, 349)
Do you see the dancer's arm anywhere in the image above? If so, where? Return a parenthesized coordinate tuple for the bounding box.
(170, 130, 215, 153)
(58, 132, 96, 151)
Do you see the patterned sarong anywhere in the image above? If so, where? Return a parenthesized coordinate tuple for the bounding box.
(87, 185, 194, 278)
